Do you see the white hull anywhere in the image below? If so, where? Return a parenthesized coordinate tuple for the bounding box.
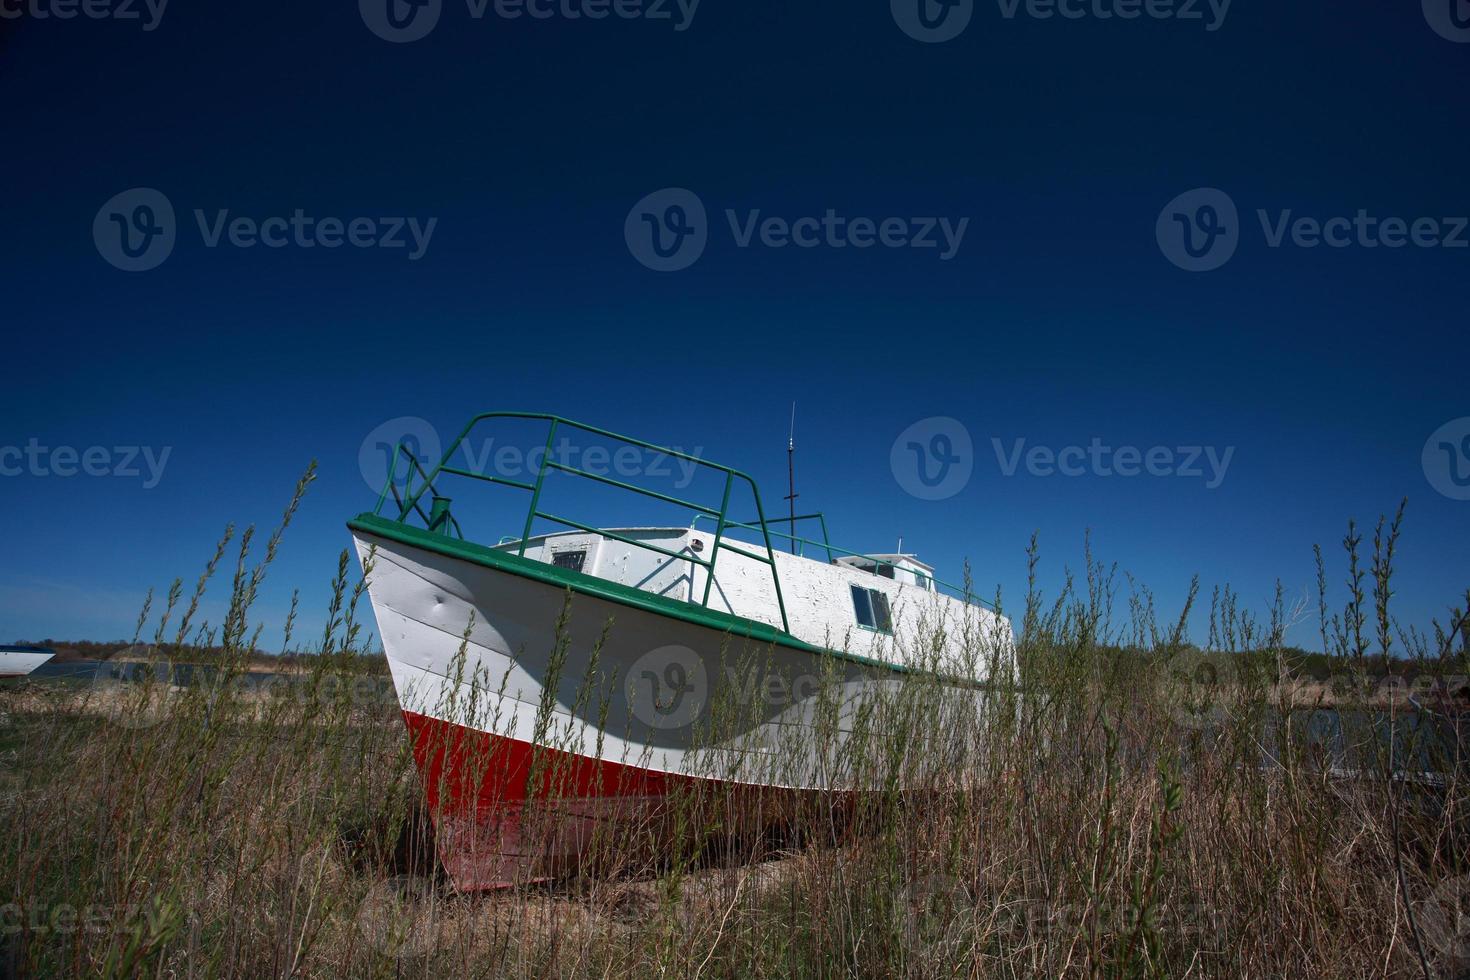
(0, 649, 53, 678)
(357, 530, 1000, 776)
(353, 522, 1010, 887)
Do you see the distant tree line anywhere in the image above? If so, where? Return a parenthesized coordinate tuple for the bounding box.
(7, 639, 387, 668)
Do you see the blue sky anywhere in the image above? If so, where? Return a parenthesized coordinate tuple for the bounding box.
(1, 0, 1466, 650)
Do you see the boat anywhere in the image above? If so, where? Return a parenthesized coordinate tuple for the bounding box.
(350, 412, 1013, 889)
(0, 645, 55, 679)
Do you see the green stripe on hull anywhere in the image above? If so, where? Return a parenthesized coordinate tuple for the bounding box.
(348, 512, 929, 678)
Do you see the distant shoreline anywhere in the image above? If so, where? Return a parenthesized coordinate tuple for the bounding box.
(24, 642, 388, 674)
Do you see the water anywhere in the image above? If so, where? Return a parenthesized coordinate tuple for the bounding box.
(29, 659, 282, 686)
(30, 659, 113, 681)
(1272, 705, 1467, 780)
(13, 663, 1465, 781)
(21, 658, 396, 704)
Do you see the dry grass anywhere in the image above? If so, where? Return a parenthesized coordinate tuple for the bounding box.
(2, 474, 1469, 978)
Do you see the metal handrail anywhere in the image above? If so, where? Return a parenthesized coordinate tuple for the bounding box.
(377, 443, 466, 540)
(694, 512, 835, 562)
(383, 412, 792, 634)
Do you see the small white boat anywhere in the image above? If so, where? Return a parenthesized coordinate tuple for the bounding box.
(0, 645, 55, 678)
(351, 413, 1013, 889)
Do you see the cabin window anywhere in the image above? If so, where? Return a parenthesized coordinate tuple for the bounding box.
(850, 585, 873, 627)
(552, 550, 586, 573)
(850, 585, 893, 634)
(913, 571, 932, 592)
(871, 592, 893, 632)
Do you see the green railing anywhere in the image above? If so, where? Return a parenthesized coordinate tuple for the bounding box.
(375, 446, 466, 539)
(373, 412, 793, 634)
(733, 512, 836, 563)
(691, 512, 835, 562)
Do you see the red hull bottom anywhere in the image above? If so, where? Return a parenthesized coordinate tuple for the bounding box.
(401, 711, 850, 891)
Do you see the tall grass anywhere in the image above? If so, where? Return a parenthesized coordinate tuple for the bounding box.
(2, 476, 1468, 978)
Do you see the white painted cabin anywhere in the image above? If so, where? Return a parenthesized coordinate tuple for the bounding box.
(502, 527, 1007, 679)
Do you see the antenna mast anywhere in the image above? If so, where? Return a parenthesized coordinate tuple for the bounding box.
(785, 402, 798, 554)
